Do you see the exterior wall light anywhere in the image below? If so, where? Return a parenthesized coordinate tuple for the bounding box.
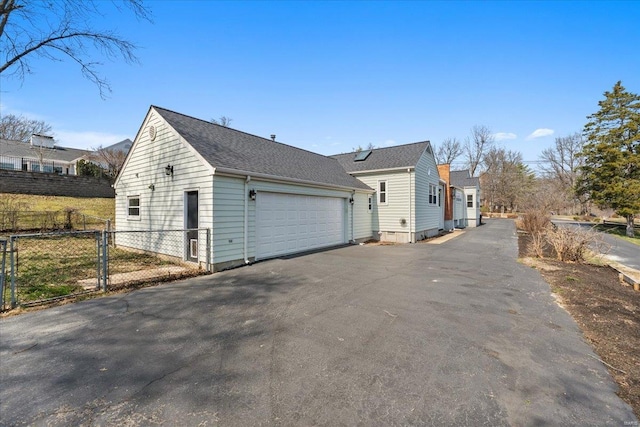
(165, 165, 174, 176)
(349, 197, 354, 205)
(249, 189, 256, 200)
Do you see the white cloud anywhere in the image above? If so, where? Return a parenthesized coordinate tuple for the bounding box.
(526, 128, 554, 140)
(494, 132, 517, 141)
(55, 130, 131, 150)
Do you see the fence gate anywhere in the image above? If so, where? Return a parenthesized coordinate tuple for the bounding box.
(3, 229, 210, 310)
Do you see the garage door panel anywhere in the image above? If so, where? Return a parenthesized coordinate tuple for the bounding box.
(256, 193, 345, 259)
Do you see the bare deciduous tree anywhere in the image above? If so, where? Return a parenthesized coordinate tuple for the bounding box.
(0, 0, 152, 98)
(88, 145, 127, 179)
(538, 133, 585, 214)
(0, 114, 52, 142)
(211, 116, 233, 127)
(465, 125, 495, 176)
(435, 137, 463, 165)
(481, 146, 535, 213)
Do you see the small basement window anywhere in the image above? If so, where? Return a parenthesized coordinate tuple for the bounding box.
(127, 196, 140, 220)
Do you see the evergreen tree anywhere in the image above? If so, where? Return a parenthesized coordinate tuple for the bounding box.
(577, 81, 640, 237)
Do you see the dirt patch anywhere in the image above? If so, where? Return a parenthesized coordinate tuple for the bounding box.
(519, 234, 640, 417)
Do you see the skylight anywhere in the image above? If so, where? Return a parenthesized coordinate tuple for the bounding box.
(354, 149, 372, 162)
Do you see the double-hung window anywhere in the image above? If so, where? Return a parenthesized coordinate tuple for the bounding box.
(467, 194, 473, 208)
(127, 196, 140, 220)
(429, 184, 437, 205)
(378, 181, 388, 205)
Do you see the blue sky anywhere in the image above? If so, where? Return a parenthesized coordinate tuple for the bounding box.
(1, 1, 638, 171)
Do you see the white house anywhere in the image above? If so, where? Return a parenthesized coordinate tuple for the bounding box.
(331, 142, 442, 243)
(450, 169, 481, 227)
(114, 106, 374, 271)
(0, 136, 89, 175)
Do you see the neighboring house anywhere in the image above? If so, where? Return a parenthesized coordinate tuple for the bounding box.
(0, 135, 89, 175)
(114, 106, 374, 271)
(104, 138, 133, 154)
(450, 169, 481, 227)
(332, 142, 442, 243)
(436, 164, 455, 231)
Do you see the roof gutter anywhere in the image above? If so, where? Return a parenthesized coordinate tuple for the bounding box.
(345, 166, 416, 175)
(213, 166, 374, 193)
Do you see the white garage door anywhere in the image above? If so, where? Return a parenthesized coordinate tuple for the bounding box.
(256, 192, 345, 259)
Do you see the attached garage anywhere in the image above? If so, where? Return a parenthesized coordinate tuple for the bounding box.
(255, 192, 346, 259)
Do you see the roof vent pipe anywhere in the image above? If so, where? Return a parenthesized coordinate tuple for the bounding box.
(270, 134, 276, 141)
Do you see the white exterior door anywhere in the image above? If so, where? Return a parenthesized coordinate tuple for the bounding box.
(256, 192, 345, 259)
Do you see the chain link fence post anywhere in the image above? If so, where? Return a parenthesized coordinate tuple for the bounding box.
(101, 229, 108, 291)
(10, 236, 16, 308)
(0, 239, 6, 310)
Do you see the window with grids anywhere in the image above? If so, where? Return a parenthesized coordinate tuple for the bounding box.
(429, 184, 438, 205)
(378, 181, 388, 204)
(467, 194, 473, 208)
(127, 196, 140, 219)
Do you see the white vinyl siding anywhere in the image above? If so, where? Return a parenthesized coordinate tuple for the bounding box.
(353, 191, 373, 240)
(464, 187, 481, 227)
(114, 110, 213, 263)
(414, 149, 441, 235)
(356, 170, 412, 234)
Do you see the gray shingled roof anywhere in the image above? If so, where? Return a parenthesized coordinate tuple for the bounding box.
(105, 138, 133, 154)
(0, 138, 90, 162)
(450, 169, 480, 188)
(331, 141, 431, 173)
(154, 107, 371, 191)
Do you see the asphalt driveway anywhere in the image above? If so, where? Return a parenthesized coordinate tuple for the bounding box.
(553, 219, 640, 270)
(0, 220, 636, 426)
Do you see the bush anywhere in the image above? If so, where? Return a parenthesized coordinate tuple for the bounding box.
(517, 210, 552, 258)
(546, 226, 609, 263)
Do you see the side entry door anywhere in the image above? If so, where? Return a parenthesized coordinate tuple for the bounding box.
(186, 191, 199, 262)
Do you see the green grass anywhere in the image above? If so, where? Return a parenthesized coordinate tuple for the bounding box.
(594, 224, 640, 246)
(1, 193, 114, 218)
(1, 194, 114, 232)
(7, 234, 173, 304)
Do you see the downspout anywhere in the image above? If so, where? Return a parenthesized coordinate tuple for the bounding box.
(351, 191, 355, 243)
(408, 168, 413, 243)
(244, 176, 251, 264)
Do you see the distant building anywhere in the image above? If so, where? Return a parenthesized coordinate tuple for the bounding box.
(0, 135, 90, 175)
(103, 138, 133, 154)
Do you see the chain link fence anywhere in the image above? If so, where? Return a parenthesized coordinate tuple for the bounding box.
(0, 229, 211, 310)
(0, 210, 110, 232)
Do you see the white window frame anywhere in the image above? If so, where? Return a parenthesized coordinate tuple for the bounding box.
(467, 194, 473, 208)
(127, 195, 141, 220)
(429, 184, 437, 205)
(378, 180, 388, 205)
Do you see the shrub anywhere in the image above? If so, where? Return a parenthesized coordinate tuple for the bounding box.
(546, 225, 609, 263)
(518, 209, 552, 258)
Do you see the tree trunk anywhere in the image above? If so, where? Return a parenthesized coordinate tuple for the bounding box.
(627, 215, 635, 238)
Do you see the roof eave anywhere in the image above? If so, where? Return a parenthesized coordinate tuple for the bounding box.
(343, 166, 416, 175)
(213, 166, 374, 192)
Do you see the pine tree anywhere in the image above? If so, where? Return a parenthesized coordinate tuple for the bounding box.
(577, 81, 640, 237)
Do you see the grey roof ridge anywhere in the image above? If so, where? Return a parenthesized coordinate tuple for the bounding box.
(329, 140, 431, 157)
(152, 105, 337, 162)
